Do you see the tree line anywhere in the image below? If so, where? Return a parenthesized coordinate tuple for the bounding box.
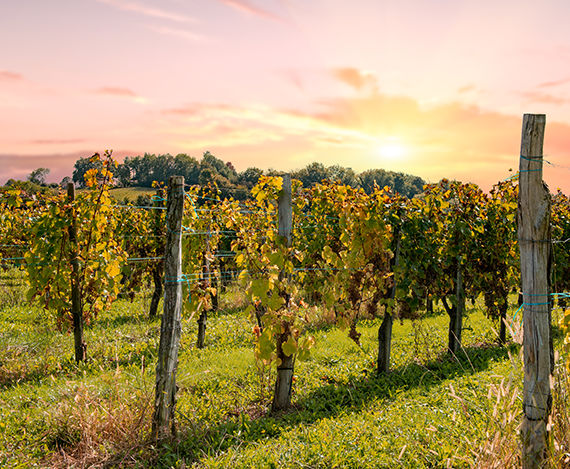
(68, 151, 426, 198)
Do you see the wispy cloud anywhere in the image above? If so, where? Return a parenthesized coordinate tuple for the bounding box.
(457, 84, 476, 94)
(146, 25, 206, 42)
(282, 69, 304, 91)
(96, 0, 196, 23)
(157, 90, 570, 192)
(218, 0, 284, 22)
(0, 71, 24, 81)
(331, 67, 378, 92)
(520, 90, 568, 105)
(163, 103, 233, 116)
(537, 77, 570, 89)
(94, 86, 137, 97)
(29, 138, 87, 145)
(92, 86, 148, 103)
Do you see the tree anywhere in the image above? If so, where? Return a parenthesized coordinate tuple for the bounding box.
(202, 151, 237, 183)
(328, 165, 360, 187)
(359, 169, 425, 198)
(292, 162, 330, 187)
(174, 154, 201, 185)
(73, 155, 103, 188)
(115, 163, 132, 187)
(27, 168, 50, 186)
(238, 167, 264, 189)
(60, 176, 72, 188)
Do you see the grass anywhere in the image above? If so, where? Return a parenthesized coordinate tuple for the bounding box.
(109, 187, 155, 202)
(0, 281, 568, 468)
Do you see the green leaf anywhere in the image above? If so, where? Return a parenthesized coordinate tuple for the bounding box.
(281, 334, 297, 357)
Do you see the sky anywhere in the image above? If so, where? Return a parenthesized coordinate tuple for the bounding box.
(1, 0, 570, 192)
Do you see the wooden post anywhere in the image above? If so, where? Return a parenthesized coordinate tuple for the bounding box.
(197, 231, 210, 349)
(377, 223, 401, 374)
(498, 293, 508, 345)
(518, 114, 551, 468)
(67, 183, 86, 362)
(426, 294, 433, 315)
(152, 176, 184, 442)
(149, 188, 164, 318)
(272, 174, 293, 412)
(448, 256, 465, 356)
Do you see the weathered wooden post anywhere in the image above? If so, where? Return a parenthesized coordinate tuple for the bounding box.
(149, 188, 164, 318)
(272, 174, 293, 412)
(67, 183, 86, 362)
(518, 114, 552, 468)
(448, 256, 465, 356)
(377, 222, 401, 374)
(197, 230, 211, 349)
(152, 176, 184, 442)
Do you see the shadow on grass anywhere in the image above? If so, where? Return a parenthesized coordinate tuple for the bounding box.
(149, 341, 520, 465)
(295, 342, 519, 420)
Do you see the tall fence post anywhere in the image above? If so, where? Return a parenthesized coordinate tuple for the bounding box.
(67, 183, 86, 362)
(518, 114, 552, 468)
(152, 176, 184, 442)
(272, 174, 293, 412)
(448, 255, 465, 356)
(197, 228, 211, 349)
(377, 221, 401, 374)
(149, 188, 165, 318)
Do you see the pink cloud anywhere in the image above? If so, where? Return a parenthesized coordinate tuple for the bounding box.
(94, 86, 137, 97)
(537, 77, 570, 88)
(92, 87, 145, 102)
(218, 0, 284, 22)
(520, 91, 568, 105)
(146, 25, 206, 42)
(162, 103, 234, 116)
(331, 68, 378, 92)
(282, 69, 304, 91)
(29, 138, 87, 145)
(0, 71, 23, 81)
(457, 84, 476, 94)
(96, 0, 196, 23)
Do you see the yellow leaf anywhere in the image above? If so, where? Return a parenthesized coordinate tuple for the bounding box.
(106, 262, 121, 277)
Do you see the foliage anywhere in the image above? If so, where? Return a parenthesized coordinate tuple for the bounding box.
(315, 184, 393, 340)
(230, 176, 315, 372)
(27, 167, 50, 186)
(553, 190, 570, 370)
(477, 181, 519, 335)
(26, 151, 126, 325)
(359, 168, 425, 198)
(72, 154, 104, 188)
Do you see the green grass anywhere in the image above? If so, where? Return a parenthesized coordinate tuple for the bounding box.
(109, 187, 155, 202)
(0, 286, 567, 468)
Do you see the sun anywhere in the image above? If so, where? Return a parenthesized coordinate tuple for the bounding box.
(376, 137, 408, 161)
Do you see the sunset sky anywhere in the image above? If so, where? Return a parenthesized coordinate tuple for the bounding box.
(2, 0, 570, 192)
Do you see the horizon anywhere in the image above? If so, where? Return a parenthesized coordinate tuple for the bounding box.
(2, 1, 570, 192)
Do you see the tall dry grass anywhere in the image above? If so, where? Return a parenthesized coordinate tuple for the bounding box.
(43, 372, 153, 468)
(470, 359, 570, 468)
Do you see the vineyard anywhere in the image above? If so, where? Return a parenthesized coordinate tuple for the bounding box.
(1, 123, 570, 466)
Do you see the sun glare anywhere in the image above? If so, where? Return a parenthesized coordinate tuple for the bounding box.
(376, 138, 408, 161)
